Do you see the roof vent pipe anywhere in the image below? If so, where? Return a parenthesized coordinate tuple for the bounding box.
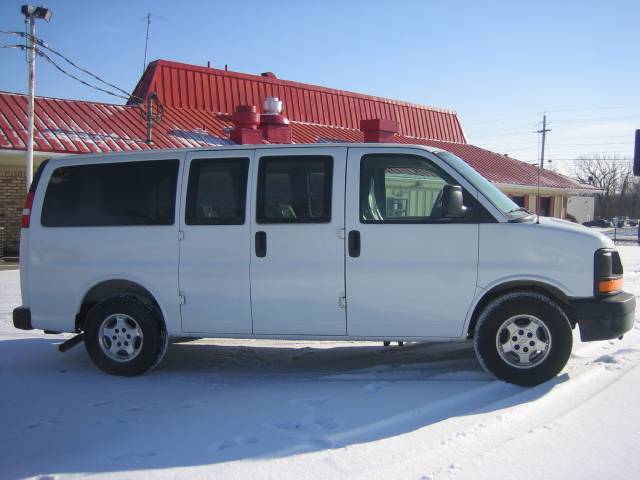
(263, 96, 283, 115)
(230, 105, 262, 145)
(259, 97, 292, 144)
(144, 92, 164, 146)
(360, 118, 399, 143)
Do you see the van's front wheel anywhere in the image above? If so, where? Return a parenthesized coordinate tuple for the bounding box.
(84, 295, 167, 376)
(474, 291, 572, 386)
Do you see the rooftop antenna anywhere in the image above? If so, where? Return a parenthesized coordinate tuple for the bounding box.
(142, 13, 151, 74)
(140, 13, 166, 74)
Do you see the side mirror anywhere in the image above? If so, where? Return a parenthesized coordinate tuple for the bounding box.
(634, 129, 640, 176)
(442, 185, 467, 218)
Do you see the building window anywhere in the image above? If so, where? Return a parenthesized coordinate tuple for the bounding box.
(511, 195, 525, 208)
(539, 197, 552, 216)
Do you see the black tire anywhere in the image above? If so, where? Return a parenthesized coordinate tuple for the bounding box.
(84, 295, 168, 376)
(474, 291, 573, 386)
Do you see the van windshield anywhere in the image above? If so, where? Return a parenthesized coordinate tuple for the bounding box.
(435, 151, 533, 221)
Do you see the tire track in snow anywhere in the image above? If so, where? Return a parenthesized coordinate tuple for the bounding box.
(354, 338, 640, 480)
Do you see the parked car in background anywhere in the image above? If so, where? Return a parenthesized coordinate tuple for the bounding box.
(582, 219, 612, 228)
(612, 216, 630, 228)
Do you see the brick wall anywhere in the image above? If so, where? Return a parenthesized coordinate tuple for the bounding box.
(0, 169, 26, 255)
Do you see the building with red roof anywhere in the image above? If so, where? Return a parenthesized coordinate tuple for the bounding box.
(0, 60, 595, 254)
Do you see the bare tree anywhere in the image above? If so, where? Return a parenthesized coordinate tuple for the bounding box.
(572, 154, 637, 219)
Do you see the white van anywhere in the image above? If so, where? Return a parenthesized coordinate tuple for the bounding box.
(13, 144, 634, 385)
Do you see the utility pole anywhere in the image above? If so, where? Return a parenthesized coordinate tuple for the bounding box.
(24, 10, 36, 190)
(21, 5, 52, 189)
(537, 114, 551, 169)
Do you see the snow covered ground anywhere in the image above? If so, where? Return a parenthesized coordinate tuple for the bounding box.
(2, 248, 640, 479)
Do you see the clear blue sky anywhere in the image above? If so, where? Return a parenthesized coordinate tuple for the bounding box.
(1, 0, 639, 170)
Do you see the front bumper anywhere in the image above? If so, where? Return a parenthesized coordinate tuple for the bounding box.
(571, 292, 635, 341)
(13, 306, 33, 330)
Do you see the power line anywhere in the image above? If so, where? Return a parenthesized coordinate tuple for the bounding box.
(548, 141, 632, 146)
(546, 133, 633, 141)
(547, 104, 640, 114)
(467, 130, 536, 139)
(1, 30, 142, 102)
(36, 37, 142, 102)
(487, 140, 540, 147)
(0, 44, 138, 102)
(496, 141, 633, 149)
(464, 105, 640, 127)
(468, 113, 640, 135)
(464, 112, 540, 126)
(520, 157, 632, 162)
(497, 145, 538, 153)
(466, 121, 539, 135)
(552, 114, 640, 124)
(33, 46, 133, 101)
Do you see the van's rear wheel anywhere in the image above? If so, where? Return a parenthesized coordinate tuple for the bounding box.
(474, 291, 572, 386)
(84, 295, 167, 376)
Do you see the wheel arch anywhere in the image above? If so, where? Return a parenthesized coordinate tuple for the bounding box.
(466, 281, 576, 338)
(75, 279, 167, 333)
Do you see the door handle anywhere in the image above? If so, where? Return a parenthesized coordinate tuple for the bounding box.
(255, 231, 267, 257)
(348, 230, 361, 257)
(256, 232, 267, 257)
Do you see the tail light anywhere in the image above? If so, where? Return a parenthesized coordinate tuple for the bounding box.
(21, 191, 35, 228)
(21, 159, 49, 229)
(594, 249, 623, 295)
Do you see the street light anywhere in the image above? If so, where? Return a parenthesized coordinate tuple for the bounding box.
(21, 5, 52, 21)
(21, 4, 52, 189)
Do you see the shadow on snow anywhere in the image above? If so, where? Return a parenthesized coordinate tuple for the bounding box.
(0, 336, 565, 478)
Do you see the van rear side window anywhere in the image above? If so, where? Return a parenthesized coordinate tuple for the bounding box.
(41, 160, 179, 227)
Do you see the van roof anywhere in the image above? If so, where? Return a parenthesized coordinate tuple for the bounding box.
(44, 143, 444, 162)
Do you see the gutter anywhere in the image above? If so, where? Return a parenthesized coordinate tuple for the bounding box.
(493, 182, 602, 195)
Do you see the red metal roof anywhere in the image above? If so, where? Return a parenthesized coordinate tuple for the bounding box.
(129, 60, 466, 143)
(0, 91, 593, 191)
(0, 91, 234, 153)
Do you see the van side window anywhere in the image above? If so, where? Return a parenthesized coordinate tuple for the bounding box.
(41, 160, 178, 227)
(360, 154, 474, 223)
(185, 158, 249, 225)
(257, 156, 332, 223)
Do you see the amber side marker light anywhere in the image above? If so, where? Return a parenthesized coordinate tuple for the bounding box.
(598, 278, 623, 294)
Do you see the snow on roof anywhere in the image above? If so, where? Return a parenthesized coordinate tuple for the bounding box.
(0, 90, 594, 191)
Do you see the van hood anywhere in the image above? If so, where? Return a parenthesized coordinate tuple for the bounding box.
(534, 216, 615, 249)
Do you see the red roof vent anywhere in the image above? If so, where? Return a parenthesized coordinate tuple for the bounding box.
(360, 118, 399, 143)
(260, 97, 292, 144)
(230, 105, 263, 145)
